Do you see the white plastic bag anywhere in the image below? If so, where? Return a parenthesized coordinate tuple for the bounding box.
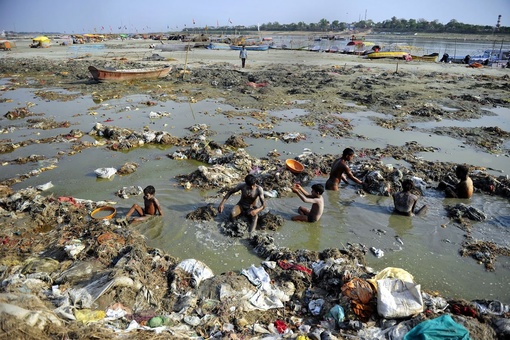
(176, 259, 214, 287)
(377, 278, 423, 319)
(94, 167, 117, 179)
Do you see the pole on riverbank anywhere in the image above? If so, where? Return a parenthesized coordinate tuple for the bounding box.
(183, 40, 192, 79)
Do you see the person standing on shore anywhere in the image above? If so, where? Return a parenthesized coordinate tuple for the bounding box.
(291, 183, 324, 222)
(325, 148, 363, 191)
(239, 46, 247, 68)
(218, 174, 266, 232)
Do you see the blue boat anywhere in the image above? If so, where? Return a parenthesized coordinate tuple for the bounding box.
(470, 49, 510, 65)
(229, 44, 269, 51)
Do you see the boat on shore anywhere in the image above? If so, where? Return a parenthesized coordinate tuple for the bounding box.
(326, 45, 340, 53)
(470, 49, 510, 66)
(308, 45, 322, 52)
(342, 39, 376, 55)
(364, 51, 411, 60)
(229, 44, 269, 51)
(88, 65, 172, 82)
(411, 53, 439, 62)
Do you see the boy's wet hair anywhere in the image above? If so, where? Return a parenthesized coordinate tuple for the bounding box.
(144, 185, 156, 195)
(245, 174, 257, 186)
(311, 183, 325, 195)
(456, 165, 469, 179)
(402, 179, 414, 192)
(343, 148, 355, 157)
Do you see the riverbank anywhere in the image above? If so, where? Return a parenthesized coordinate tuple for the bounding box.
(0, 38, 509, 339)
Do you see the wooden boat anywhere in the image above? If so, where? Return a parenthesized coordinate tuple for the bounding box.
(342, 40, 376, 54)
(88, 65, 172, 82)
(365, 51, 410, 60)
(326, 45, 340, 53)
(411, 53, 439, 62)
(309, 45, 322, 52)
(229, 44, 269, 51)
(471, 49, 510, 66)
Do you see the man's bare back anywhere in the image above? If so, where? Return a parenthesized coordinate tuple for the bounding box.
(326, 148, 362, 191)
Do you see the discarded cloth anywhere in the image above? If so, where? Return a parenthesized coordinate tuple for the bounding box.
(277, 260, 312, 275)
(341, 278, 375, 321)
(403, 314, 470, 340)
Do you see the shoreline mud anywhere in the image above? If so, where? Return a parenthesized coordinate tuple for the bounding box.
(1, 38, 510, 339)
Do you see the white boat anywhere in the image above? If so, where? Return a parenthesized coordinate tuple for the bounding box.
(470, 49, 510, 66)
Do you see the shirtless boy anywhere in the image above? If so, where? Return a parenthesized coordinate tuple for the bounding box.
(441, 165, 474, 199)
(125, 185, 163, 222)
(393, 179, 427, 216)
(326, 148, 363, 190)
(291, 183, 324, 222)
(218, 174, 266, 232)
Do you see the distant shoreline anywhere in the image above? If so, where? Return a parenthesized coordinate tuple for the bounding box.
(3, 30, 508, 42)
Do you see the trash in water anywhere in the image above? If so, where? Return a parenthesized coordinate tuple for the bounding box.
(36, 181, 54, 191)
(94, 167, 117, 179)
(370, 247, 384, 258)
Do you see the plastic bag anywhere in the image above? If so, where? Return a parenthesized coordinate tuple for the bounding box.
(403, 314, 469, 340)
(326, 305, 345, 326)
(377, 278, 423, 319)
(373, 267, 414, 283)
(176, 259, 214, 287)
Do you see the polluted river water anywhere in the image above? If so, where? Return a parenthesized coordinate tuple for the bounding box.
(1, 84, 509, 304)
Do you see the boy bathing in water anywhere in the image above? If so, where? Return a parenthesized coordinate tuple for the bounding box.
(125, 185, 163, 222)
(291, 183, 324, 222)
(439, 165, 474, 199)
(218, 174, 266, 232)
(326, 148, 363, 191)
(393, 179, 427, 216)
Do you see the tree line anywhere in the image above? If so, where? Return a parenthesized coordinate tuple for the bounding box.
(208, 17, 509, 35)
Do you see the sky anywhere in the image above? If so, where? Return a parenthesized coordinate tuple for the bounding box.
(0, 0, 508, 34)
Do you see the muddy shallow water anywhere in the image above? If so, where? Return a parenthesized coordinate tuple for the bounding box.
(1, 81, 509, 304)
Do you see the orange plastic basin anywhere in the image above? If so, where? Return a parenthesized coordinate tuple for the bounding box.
(286, 159, 304, 174)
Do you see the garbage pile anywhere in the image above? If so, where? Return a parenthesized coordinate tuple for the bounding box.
(1, 187, 509, 339)
(1, 126, 510, 338)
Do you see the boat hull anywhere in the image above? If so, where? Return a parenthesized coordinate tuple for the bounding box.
(230, 44, 269, 51)
(365, 51, 410, 59)
(411, 54, 438, 62)
(88, 65, 172, 82)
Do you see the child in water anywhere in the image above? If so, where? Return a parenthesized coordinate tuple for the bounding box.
(291, 183, 324, 222)
(125, 185, 163, 223)
(393, 179, 427, 216)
